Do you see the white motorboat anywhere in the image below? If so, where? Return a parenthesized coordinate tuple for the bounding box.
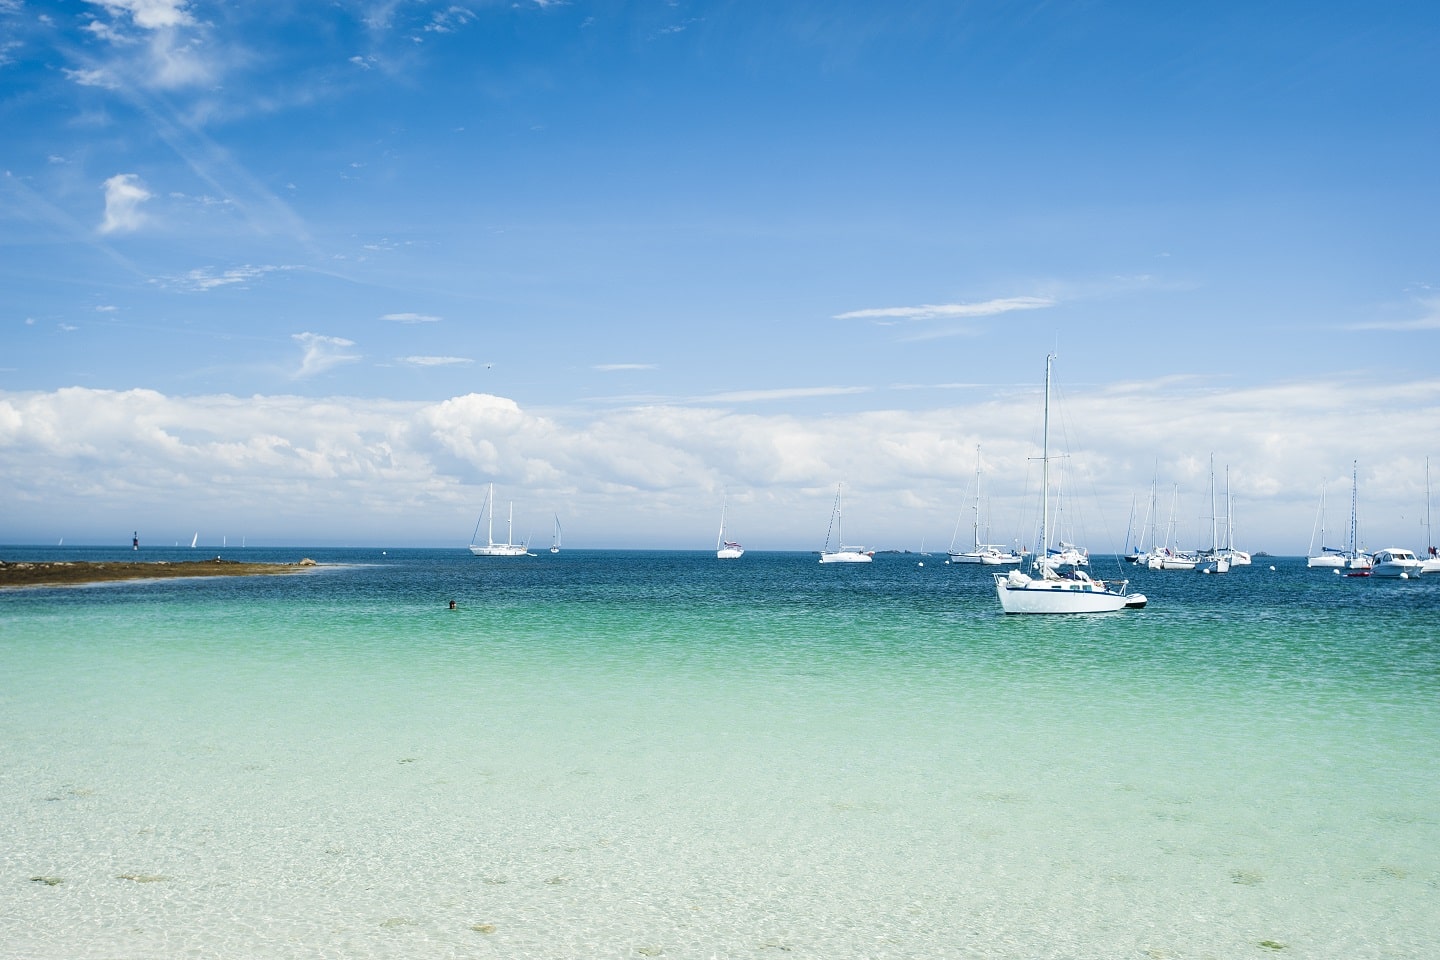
(993, 355, 1144, 614)
(1370, 548, 1424, 578)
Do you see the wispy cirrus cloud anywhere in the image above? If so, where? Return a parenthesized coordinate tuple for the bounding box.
(98, 173, 152, 233)
(292, 332, 360, 378)
(1345, 298, 1440, 332)
(383, 312, 441, 323)
(398, 355, 472, 367)
(424, 6, 477, 33)
(158, 264, 295, 291)
(699, 385, 872, 404)
(834, 296, 1056, 322)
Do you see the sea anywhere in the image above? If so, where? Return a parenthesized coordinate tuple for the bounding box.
(2, 545, 1437, 959)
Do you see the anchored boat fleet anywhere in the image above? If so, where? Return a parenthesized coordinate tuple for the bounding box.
(463, 362, 1436, 609)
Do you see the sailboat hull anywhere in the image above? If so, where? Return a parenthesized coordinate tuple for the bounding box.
(948, 548, 1022, 565)
(469, 544, 529, 557)
(993, 356, 1142, 615)
(468, 484, 531, 557)
(993, 573, 1130, 613)
(820, 550, 872, 564)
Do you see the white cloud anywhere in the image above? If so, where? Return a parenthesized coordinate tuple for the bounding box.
(700, 386, 871, 404)
(292, 333, 361, 378)
(399, 356, 472, 367)
(424, 6, 476, 33)
(835, 296, 1056, 322)
(79, 0, 211, 90)
(87, 0, 195, 31)
(383, 312, 442, 323)
(2, 378, 1438, 551)
(1345, 298, 1440, 332)
(98, 173, 152, 234)
(161, 264, 292, 292)
(64, 67, 120, 88)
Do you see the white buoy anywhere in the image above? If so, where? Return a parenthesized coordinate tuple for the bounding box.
(917, 561, 924, 567)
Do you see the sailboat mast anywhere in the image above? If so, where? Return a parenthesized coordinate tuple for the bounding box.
(1040, 354, 1053, 561)
(1209, 453, 1219, 552)
(1416, 457, 1428, 555)
(1224, 465, 1234, 551)
(1349, 460, 1359, 555)
(488, 482, 496, 547)
(973, 445, 982, 550)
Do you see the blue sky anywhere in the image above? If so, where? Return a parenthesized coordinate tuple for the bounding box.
(2, 0, 1439, 552)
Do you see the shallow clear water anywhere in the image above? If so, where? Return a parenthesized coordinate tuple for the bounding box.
(3, 548, 1437, 958)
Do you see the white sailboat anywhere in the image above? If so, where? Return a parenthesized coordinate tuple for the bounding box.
(994, 355, 1144, 613)
(1128, 473, 1161, 565)
(550, 515, 562, 554)
(1196, 455, 1230, 574)
(716, 496, 744, 559)
(1307, 462, 1369, 569)
(948, 445, 1022, 565)
(819, 483, 873, 564)
(468, 484, 531, 557)
(1306, 481, 1340, 567)
(1147, 484, 1198, 570)
(1218, 465, 1251, 565)
(190, 532, 198, 549)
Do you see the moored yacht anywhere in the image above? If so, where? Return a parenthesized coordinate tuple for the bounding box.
(992, 355, 1145, 614)
(1369, 548, 1424, 578)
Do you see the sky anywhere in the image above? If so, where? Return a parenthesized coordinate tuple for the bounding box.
(2, 0, 1439, 553)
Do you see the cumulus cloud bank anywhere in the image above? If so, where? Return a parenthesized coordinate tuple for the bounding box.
(2, 379, 1438, 550)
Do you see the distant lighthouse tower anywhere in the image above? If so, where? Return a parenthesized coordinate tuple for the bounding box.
(132, 531, 139, 551)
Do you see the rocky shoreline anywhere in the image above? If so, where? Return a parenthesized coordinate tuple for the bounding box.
(0, 557, 318, 588)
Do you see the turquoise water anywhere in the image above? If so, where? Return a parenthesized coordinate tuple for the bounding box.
(2, 548, 1437, 958)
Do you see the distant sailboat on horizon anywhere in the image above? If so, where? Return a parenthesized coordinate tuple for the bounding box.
(948, 445, 1022, 565)
(716, 495, 744, 559)
(819, 483, 873, 564)
(468, 483, 532, 557)
(1307, 462, 1369, 570)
